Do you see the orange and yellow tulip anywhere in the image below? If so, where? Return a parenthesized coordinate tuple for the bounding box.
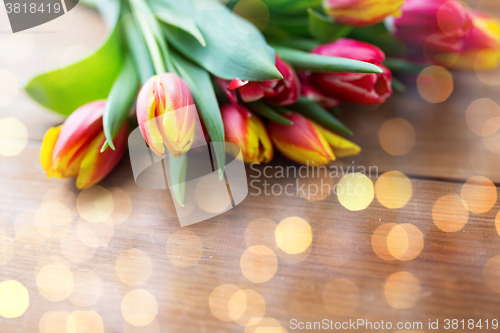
(136, 73, 195, 158)
(221, 104, 273, 164)
(267, 113, 360, 166)
(41, 101, 128, 189)
(324, 0, 405, 27)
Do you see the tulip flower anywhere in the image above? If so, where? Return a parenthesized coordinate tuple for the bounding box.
(137, 73, 195, 158)
(324, 0, 405, 27)
(438, 11, 500, 71)
(390, 0, 472, 60)
(41, 101, 128, 190)
(299, 73, 340, 109)
(221, 104, 273, 164)
(218, 55, 301, 109)
(304, 39, 393, 105)
(267, 113, 360, 166)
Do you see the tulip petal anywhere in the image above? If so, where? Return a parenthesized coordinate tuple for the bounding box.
(316, 125, 361, 158)
(52, 101, 105, 173)
(41, 126, 61, 178)
(268, 113, 335, 166)
(229, 78, 249, 89)
(76, 124, 128, 190)
(137, 76, 165, 157)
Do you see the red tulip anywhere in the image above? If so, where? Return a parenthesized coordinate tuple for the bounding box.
(136, 73, 195, 157)
(391, 0, 472, 59)
(305, 39, 393, 105)
(221, 104, 273, 164)
(41, 101, 128, 189)
(218, 55, 301, 109)
(267, 113, 360, 166)
(325, 0, 405, 27)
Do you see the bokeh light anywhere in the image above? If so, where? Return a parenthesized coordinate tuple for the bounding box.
(0, 117, 28, 156)
(245, 218, 278, 250)
(379, 118, 416, 156)
(121, 289, 158, 327)
(123, 319, 161, 333)
(383, 271, 421, 309)
(337, 173, 374, 211)
(115, 248, 153, 287)
(39, 311, 70, 333)
(466, 98, 500, 136)
(244, 317, 285, 333)
(0, 280, 29, 318)
(0, 69, 19, 107)
(36, 262, 74, 302)
(228, 289, 266, 326)
(109, 187, 132, 225)
(77, 186, 114, 223)
(322, 278, 359, 316)
(160, 186, 196, 219)
(35, 200, 73, 239)
(495, 210, 500, 236)
(372, 223, 398, 261)
(461, 176, 497, 214)
(275, 217, 312, 254)
(166, 229, 204, 267)
(67, 311, 104, 333)
(43, 187, 77, 219)
(210, 284, 241, 322)
(484, 256, 500, 293)
(67, 269, 102, 307)
(240, 245, 278, 283)
(416, 66, 454, 103)
(387, 225, 409, 259)
(432, 195, 469, 232)
(375, 171, 413, 209)
(372, 223, 424, 261)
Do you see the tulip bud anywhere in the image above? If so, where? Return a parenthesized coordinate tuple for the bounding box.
(218, 55, 301, 108)
(390, 0, 473, 60)
(304, 39, 393, 105)
(324, 0, 405, 27)
(267, 113, 360, 166)
(136, 73, 195, 158)
(441, 11, 500, 70)
(40, 101, 128, 190)
(221, 104, 273, 164)
(299, 73, 340, 109)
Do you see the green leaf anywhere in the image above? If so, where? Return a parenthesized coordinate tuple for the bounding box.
(150, 0, 282, 81)
(169, 49, 226, 179)
(119, 11, 155, 84)
(289, 97, 353, 136)
(273, 45, 384, 73)
(102, 56, 139, 151)
(266, 37, 319, 52)
(25, 0, 123, 115)
(156, 11, 206, 47)
(260, 0, 322, 14)
(308, 8, 352, 43)
(168, 155, 187, 207)
(247, 102, 294, 125)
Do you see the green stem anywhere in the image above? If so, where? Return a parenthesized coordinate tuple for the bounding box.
(129, 0, 166, 74)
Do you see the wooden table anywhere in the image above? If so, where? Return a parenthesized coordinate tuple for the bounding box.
(1, 1, 500, 332)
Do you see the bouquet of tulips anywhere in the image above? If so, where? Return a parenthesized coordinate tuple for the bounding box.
(29, 0, 500, 190)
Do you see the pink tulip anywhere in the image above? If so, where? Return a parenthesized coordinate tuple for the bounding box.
(304, 39, 393, 105)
